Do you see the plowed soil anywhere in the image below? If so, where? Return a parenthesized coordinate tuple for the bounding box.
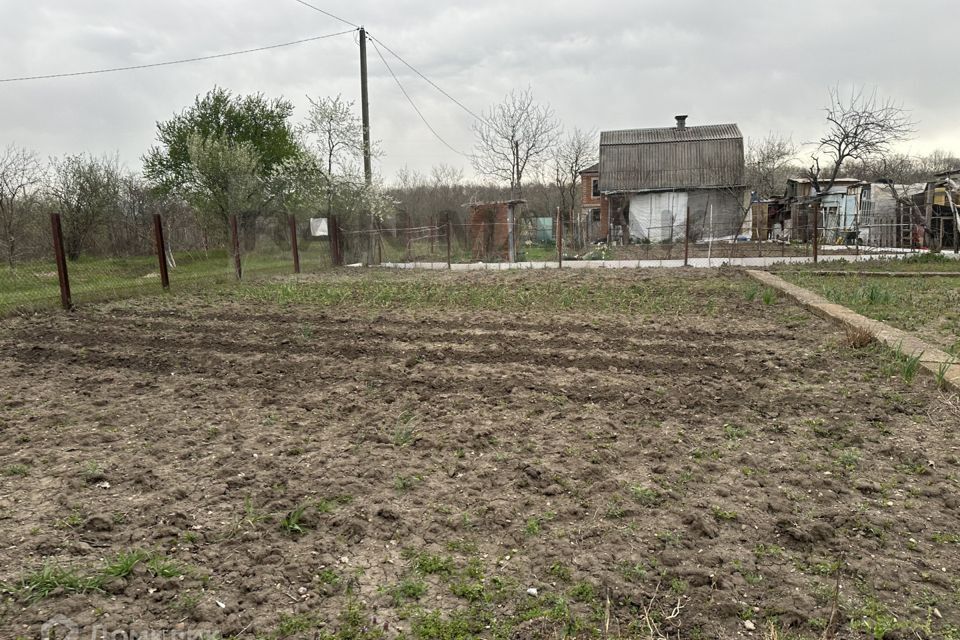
(1, 269, 958, 640)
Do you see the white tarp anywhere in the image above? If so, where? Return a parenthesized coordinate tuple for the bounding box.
(628, 192, 688, 243)
(309, 217, 329, 237)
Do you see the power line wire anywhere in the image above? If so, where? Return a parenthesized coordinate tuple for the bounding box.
(0, 29, 356, 83)
(366, 33, 490, 127)
(370, 38, 472, 158)
(291, 0, 360, 29)
(287, 3, 488, 127)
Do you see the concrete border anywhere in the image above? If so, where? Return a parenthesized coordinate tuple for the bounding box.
(746, 270, 960, 392)
(380, 251, 960, 272)
(771, 270, 960, 278)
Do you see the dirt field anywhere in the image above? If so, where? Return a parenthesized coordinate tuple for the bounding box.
(1, 269, 959, 640)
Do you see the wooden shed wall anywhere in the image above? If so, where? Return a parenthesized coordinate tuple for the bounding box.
(600, 138, 744, 192)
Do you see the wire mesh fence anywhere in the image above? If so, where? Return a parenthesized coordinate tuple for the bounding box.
(368, 203, 959, 269)
(2, 202, 957, 315)
(0, 212, 338, 316)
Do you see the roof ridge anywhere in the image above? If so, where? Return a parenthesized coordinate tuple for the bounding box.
(600, 123, 742, 146)
(602, 123, 739, 135)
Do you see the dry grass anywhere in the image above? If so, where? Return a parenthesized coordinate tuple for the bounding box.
(842, 326, 876, 349)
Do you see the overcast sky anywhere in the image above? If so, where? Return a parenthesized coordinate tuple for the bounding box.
(2, 0, 958, 182)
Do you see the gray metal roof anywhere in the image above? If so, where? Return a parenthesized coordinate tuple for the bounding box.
(600, 123, 741, 146)
(599, 123, 744, 192)
(579, 162, 599, 174)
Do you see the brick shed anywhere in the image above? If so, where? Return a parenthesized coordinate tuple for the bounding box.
(467, 200, 525, 260)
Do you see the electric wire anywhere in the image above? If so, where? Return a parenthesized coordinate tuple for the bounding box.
(291, 0, 360, 29)
(0, 29, 356, 83)
(370, 38, 472, 158)
(288, 2, 490, 128)
(366, 33, 490, 127)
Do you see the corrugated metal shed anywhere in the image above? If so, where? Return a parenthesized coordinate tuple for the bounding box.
(600, 123, 744, 192)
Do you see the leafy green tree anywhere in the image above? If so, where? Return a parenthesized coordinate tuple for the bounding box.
(267, 152, 326, 222)
(143, 86, 299, 193)
(182, 134, 264, 251)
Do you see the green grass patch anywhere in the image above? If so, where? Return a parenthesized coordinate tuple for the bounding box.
(0, 244, 331, 315)
(7, 549, 191, 603)
(224, 270, 748, 317)
(784, 273, 960, 354)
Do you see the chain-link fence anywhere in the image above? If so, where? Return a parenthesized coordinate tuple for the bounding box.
(367, 200, 959, 269)
(4, 200, 956, 314)
(0, 212, 338, 315)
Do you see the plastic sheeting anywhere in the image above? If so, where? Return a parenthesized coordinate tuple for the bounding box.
(628, 192, 688, 242)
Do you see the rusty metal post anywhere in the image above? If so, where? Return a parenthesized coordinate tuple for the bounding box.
(288, 215, 301, 274)
(335, 216, 343, 266)
(329, 215, 341, 267)
(50, 213, 72, 310)
(328, 215, 336, 266)
(683, 205, 690, 266)
(812, 200, 819, 264)
(556, 206, 563, 268)
(230, 214, 242, 280)
(153, 213, 170, 290)
(446, 212, 452, 269)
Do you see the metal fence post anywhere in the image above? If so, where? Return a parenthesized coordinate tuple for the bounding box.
(336, 215, 343, 266)
(153, 213, 170, 290)
(684, 205, 690, 266)
(230, 214, 242, 280)
(556, 206, 563, 268)
(50, 213, 72, 310)
(289, 215, 301, 274)
(328, 215, 335, 266)
(446, 212, 452, 269)
(329, 215, 341, 267)
(812, 200, 819, 264)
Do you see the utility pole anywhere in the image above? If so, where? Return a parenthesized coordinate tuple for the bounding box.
(359, 26, 375, 264)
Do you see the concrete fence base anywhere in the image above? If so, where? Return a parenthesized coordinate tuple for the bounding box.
(380, 251, 960, 272)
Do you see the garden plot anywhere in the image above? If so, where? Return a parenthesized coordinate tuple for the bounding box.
(0, 269, 958, 640)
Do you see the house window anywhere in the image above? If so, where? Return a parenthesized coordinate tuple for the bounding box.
(591, 178, 600, 198)
(591, 208, 601, 223)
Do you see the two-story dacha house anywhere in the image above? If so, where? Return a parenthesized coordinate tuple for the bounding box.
(580, 116, 749, 245)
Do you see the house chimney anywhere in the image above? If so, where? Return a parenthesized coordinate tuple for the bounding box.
(675, 115, 688, 129)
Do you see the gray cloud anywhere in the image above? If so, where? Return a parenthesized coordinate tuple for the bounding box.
(1, 0, 957, 180)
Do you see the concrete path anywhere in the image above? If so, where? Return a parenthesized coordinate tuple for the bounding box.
(746, 270, 960, 392)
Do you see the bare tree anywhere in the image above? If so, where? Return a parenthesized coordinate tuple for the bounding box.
(552, 127, 598, 248)
(807, 86, 915, 195)
(472, 88, 560, 199)
(714, 134, 799, 251)
(0, 145, 43, 267)
(745, 134, 798, 200)
(918, 149, 960, 176)
(48, 154, 122, 261)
